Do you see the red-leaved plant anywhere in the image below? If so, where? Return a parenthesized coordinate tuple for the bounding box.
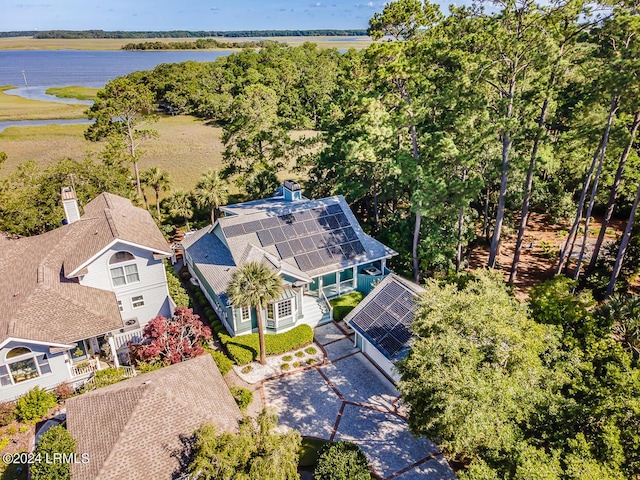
(131, 307, 212, 365)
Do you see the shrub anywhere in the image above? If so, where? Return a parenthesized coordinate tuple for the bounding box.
(241, 365, 252, 374)
(54, 382, 74, 401)
(281, 363, 290, 371)
(0, 437, 8, 451)
(15, 387, 57, 423)
(135, 362, 163, 374)
(220, 325, 313, 365)
(293, 361, 301, 368)
(31, 425, 76, 480)
(19, 425, 29, 434)
(229, 386, 253, 411)
(305, 346, 318, 355)
(315, 441, 370, 480)
(204, 307, 214, 317)
(295, 351, 304, 358)
(5, 425, 17, 435)
(165, 261, 191, 307)
(306, 358, 316, 365)
(209, 349, 233, 376)
(85, 367, 128, 391)
(282, 355, 293, 361)
(0, 401, 16, 427)
(214, 325, 227, 336)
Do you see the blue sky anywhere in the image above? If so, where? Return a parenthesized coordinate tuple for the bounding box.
(2, 0, 403, 31)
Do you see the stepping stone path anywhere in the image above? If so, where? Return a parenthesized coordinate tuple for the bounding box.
(261, 322, 456, 480)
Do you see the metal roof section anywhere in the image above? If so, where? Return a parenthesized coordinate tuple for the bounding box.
(346, 275, 424, 361)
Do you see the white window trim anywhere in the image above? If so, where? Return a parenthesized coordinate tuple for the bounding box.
(240, 305, 251, 322)
(0, 351, 52, 387)
(267, 298, 296, 326)
(131, 295, 145, 309)
(117, 300, 124, 312)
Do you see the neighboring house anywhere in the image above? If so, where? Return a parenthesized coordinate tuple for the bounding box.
(182, 181, 397, 336)
(0, 188, 173, 402)
(66, 355, 242, 480)
(345, 274, 424, 383)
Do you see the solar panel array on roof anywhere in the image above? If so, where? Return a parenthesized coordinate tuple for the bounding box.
(222, 204, 366, 272)
(351, 280, 417, 359)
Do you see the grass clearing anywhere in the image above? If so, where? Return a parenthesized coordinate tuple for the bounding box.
(1, 113, 308, 195)
(45, 86, 99, 101)
(0, 86, 86, 121)
(329, 291, 365, 322)
(0, 115, 225, 191)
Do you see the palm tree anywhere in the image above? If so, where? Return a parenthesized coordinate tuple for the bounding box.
(141, 167, 171, 217)
(194, 169, 228, 224)
(227, 262, 282, 365)
(165, 190, 193, 230)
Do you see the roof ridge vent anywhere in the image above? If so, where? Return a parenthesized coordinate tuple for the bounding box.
(104, 209, 119, 238)
(104, 193, 114, 210)
(37, 265, 45, 284)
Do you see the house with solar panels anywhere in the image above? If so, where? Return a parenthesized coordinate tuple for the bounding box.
(344, 274, 424, 382)
(181, 181, 397, 336)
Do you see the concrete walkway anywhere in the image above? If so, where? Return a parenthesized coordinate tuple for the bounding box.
(262, 322, 456, 480)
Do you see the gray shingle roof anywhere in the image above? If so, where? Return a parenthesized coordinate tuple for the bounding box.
(183, 195, 396, 306)
(67, 355, 242, 480)
(0, 192, 171, 346)
(345, 275, 424, 361)
(64, 193, 171, 276)
(0, 224, 122, 345)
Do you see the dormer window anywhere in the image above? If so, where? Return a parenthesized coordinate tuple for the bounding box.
(109, 251, 140, 287)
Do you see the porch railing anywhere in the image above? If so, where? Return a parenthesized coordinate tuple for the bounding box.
(112, 329, 144, 350)
(71, 358, 99, 377)
(320, 290, 334, 322)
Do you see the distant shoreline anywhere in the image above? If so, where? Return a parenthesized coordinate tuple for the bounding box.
(0, 35, 373, 51)
(0, 29, 368, 39)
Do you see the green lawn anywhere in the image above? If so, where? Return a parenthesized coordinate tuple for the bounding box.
(330, 291, 365, 322)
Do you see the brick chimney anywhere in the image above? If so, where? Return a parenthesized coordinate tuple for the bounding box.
(61, 187, 80, 224)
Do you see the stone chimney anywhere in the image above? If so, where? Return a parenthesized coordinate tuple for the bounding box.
(282, 180, 302, 202)
(61, 187, 80, 224)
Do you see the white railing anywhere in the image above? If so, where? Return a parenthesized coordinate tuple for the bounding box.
(123, 366, 138, 378)
(71, 358, 99, 377)
(112, 329, 144, 350)
(320, 290, 334, 321)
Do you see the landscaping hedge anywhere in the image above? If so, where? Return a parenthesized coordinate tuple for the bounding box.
(219, 324, 314, 365)
(208, 349, 233, 375)
(229, 386, 253, 411)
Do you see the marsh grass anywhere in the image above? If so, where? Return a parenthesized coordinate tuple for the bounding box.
(0, 115, 227, 191)
(45, 86, 99, 101)
(0, 36, 372, 51)
(0, 86, 86, 121)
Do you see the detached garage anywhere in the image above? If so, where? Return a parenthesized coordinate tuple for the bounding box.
(345, 274, 423, 383)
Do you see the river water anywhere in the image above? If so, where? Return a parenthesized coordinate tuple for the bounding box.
(0, 49, 235, 131)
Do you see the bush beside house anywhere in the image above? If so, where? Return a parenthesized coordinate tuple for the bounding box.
(15, 387, 57, 424)
(219, 325, 314, 365)
(314, 441, 371, 480)
(30, 425, 76, 480)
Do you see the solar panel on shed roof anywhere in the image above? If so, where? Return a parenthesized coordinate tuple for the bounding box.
(350, 278, 419, 360)
(326, 203, 343, 215)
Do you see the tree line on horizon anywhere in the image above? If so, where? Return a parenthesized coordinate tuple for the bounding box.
(0, 29, 368, 39)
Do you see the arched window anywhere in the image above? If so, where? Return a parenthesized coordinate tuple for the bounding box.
(109, 251, 135, 265)
(109, 252, 139, 287)
(6, 347, 31, 359)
